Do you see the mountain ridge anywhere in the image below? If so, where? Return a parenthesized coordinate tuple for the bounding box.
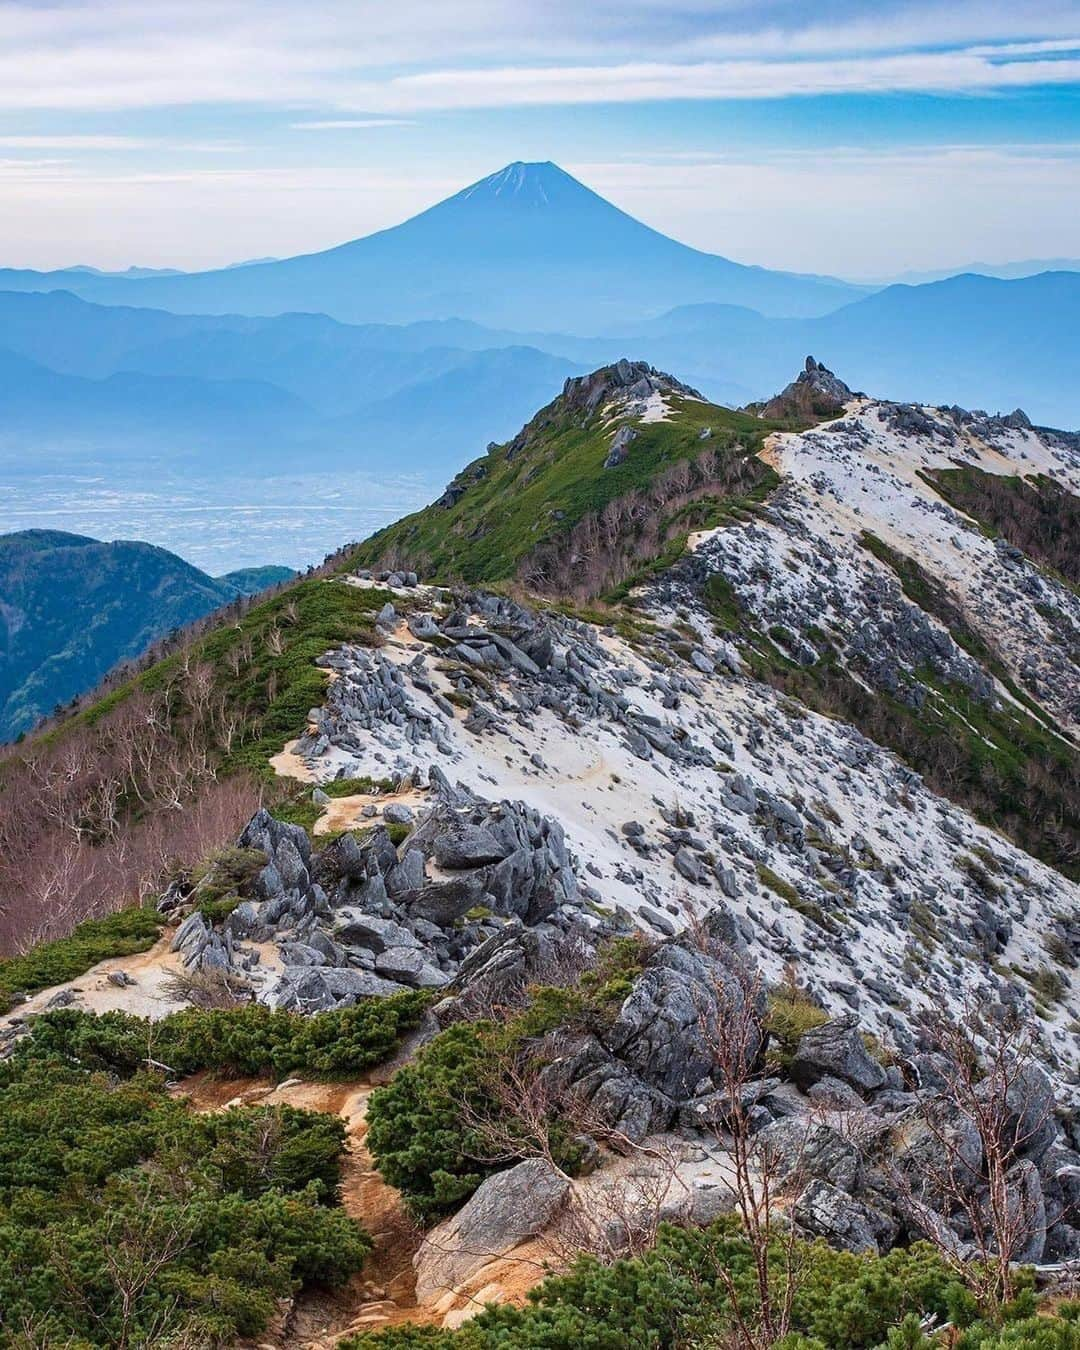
(0, 361, 1077, 1342)
(0, 530, 292, 740)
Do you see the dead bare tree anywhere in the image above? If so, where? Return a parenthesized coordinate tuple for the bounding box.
(890, 1004, 1065, 1315)
(670, 901, 814, 1350)
(696, 964, 808, 1348)
(458, 1020, 685, 1267)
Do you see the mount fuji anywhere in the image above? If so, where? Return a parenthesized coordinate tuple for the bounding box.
(0, 162, 862, 330)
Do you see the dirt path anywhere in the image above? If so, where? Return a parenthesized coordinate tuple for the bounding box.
(178, 1072, 435, 1347)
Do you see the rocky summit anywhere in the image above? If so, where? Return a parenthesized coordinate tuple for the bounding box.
(1, 358, 1078, 1342)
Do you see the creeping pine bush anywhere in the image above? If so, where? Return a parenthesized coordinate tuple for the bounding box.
(0, 906, 162, 1012)
(0, 1055, 370, 1347)
(15, 990, 429, 1079)
(365, 937, 650, 1219)
(339, 1223, 1078, 1350)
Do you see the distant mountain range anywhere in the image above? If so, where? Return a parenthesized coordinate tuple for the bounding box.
(1, 267, 1076, 464)
(0, 531, 293, 740)
(0, 289, 582, 470)
(0, 159, 1077, 568)
(872, 257, 1080, 286)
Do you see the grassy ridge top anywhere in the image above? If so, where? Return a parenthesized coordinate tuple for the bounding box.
(349, 373, 780, 586)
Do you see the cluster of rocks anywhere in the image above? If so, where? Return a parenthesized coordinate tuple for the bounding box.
(558, 359, 702, 421)
(165, 773, 587, 1013)
(759, 355, 854, 421)
(355, 567, 419, 588)
(774, 1017, 1080, 1264)
(414, 918, 1080, 1286)
(303, 589, 725, 780)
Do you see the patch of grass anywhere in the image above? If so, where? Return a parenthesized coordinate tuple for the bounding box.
(756, 863, 799, 904)
(0, 907, 163, 1013)
(1022, 966, 1068, 1007)
(702, 572, 744, 630)
(765, 975, 829, 1067)
(909, 900, 940, 950)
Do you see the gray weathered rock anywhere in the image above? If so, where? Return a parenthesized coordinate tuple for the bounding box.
(605, 935, 764, 1101)
(794, 1180, 882, 1254)
(758, 1117, 859, 1192)
(790, 1016, 886, 1095)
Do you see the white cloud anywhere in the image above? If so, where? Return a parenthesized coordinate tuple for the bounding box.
(290, 119, 417, 130)
(338, 47, 1080, 112)
(0, 1, 1076, 111)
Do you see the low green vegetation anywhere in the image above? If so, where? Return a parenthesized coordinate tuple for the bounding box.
(190, 844, 267, 921)
(150, 577, 392, 778)
(756, 862, 800, 903)
(926, 466, 1080, 586)
(0, 1051, 369, 1347)
(349, 385, 779, 591)
(738, 618, 1078, 881)
(14, 993, 430, 1080)
(0, 906, 163, 1013)
(765, 973, 830, 1068)
(340, 1218, 1079, 1349)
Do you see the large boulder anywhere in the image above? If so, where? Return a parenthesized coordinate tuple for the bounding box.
(414, 1159, 569, 1302)
(605, 933, 764, 1102)
(433, 823, 509, 870)
(331, 911, 419, 952)
(992, 1160, 1047, 1265)
(790, 1016, 887, 1095)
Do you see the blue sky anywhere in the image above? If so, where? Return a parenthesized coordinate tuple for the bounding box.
(2, 0, 1079, 276)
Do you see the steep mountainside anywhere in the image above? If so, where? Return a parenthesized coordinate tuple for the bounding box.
(0, 531, 289, 739)
(0, 163, 861, 327)
(1, 362, 1078, 1342)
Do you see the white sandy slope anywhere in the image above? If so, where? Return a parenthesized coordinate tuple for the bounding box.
(716, 400, 1080, 733)
(291, 571, 1077, 1072)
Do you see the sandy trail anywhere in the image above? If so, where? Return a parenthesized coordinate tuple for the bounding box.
(180, 1073, 435, 1346)
(178, 1070, 564, 1345)
(0, 931, 191, 1028)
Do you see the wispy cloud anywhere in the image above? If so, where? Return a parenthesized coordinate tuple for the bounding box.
(290, 119, 416, 130)
(339, 46, 1080, 112)
(0, 1, 1077, 111)
(0, 133, 151, 148)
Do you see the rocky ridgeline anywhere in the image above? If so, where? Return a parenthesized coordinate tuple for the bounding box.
(159, 797, 1080, 1268)
(691, 394, 1080, 733)
(304, 587, 737, 778)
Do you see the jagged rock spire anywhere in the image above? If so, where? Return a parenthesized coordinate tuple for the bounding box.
(759, 355, 853, 420)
